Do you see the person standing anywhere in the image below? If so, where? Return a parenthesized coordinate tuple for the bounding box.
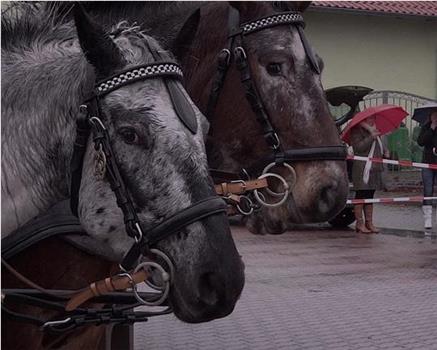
(349, 116, 388, 233)
(417, 110, 437, 229)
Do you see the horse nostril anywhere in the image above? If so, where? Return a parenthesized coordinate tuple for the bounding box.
(198, 272, 222, 307)
(319, 184, 337, 211)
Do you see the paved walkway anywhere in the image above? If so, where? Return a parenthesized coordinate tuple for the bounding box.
(134, 228, 437, 350)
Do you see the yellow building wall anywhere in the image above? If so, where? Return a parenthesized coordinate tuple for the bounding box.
(304, 11, 437, 99)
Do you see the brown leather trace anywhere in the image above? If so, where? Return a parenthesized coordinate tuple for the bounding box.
(65, 269, 148, 311)
(214, 178, 268, 196)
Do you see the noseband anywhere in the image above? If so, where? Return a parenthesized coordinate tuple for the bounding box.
(207, 7, 347, 193)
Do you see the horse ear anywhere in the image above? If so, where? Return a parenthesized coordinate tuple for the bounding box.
(73, 3, 124, 79)
(228, 2, 261, 19)
(287, 1, 312, 13)
(229, 2, 249, 12)
(172, 8, 200, 62)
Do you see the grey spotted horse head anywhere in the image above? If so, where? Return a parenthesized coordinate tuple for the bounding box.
(1, 5, 244, 323)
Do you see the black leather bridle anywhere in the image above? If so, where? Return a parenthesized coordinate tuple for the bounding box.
(207, 7, 347, 181)
(69, 59, 228, 272)
(2, 58, 228, 332)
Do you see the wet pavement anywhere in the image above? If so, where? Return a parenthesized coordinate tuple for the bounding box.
(374, 202, 435, 234)
(134, 222, 437, 350)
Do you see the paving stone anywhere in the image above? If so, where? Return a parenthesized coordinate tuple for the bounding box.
(134, 228, 437, 349)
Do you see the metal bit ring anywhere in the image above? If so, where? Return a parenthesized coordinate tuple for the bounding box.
(132, 262, 170, 306)
(236, 195, 254, 216)
(145, 249, 174, 290)
(253, 173, 289, 208)
(262, 162, 296, 197)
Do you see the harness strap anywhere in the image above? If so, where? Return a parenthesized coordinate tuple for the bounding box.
(88, 113, 143, 242)
(70, 109, 91, 217)
(1, 258, 75, 299)
(2, 291, 161, 333)
(65, 269, 148, 311)
(248, 146, 348, 175)
(2, 304, 46, 327)
(233, 46, 281, 151)
(214, 178, 268, 196)
(205, 48, 232, 119)
(205, 6, 239, 119)
(296, 26, 321, 74)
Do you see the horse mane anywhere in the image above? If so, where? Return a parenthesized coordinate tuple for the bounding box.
(44, 1, 207, 49)
(46, 1, 206, 24)
(1, 2, 76, 53)
(1, 3, 172, 222)
(2, 2, 167, 67)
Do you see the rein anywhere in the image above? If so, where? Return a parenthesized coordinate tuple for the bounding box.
(206, 7, 347, 212)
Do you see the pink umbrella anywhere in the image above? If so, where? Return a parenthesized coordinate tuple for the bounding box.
(341, 104, 408, 144)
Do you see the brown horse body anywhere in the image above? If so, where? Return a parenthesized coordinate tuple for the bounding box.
(2, 237, 115, 350)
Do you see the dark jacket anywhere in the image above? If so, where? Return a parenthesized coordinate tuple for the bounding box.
(417, 123, 437, 164)
(350, 126, 384, 191)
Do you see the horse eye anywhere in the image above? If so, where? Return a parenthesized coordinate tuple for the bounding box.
(118, 128, 140, 145)
(266, 63, 282, 76)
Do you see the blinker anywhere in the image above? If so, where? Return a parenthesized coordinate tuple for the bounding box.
(296, 26, 321, 75)
(166, 80, 198, 134)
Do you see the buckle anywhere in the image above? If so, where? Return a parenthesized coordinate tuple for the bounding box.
(218, 49, 231, 68)
(265, 132, 281, 150)
(234, 46, 247, 61)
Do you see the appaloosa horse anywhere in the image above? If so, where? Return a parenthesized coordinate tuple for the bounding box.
(1, 4, 244, 349)
(49, 1, 349, 235)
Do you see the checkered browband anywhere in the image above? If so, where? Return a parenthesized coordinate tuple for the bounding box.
(241, 12, 304, 35)
(95, 62, 183, 96)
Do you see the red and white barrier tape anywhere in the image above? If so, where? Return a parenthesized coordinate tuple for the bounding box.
(347, 155, 437, 170)
(347, 196, 437, 205)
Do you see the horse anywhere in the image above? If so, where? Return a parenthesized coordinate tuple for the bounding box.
(1, 4, 244, 348)
(47, 1, 350, 235)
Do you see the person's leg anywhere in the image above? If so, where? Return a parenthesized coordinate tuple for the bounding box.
(432, 169, 437, 223)
(354, 190, 371, 233)
(422, 169, 433, 229)
(363, 190, 378, 233)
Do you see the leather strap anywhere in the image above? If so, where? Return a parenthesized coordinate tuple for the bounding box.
(214, 178, 268, 196)
(65, 269, 148, 311)
(69, 110, 91, 216)
(88, 113, 143, 242)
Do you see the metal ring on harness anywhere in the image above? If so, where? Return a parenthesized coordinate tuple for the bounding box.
(133, 222, 143, 244)
(271, 132, 281, 150)
(236, 195, 254, 216)
(234, 46, 247, 60)
(253, 173, 289, 208)
(41, 317, 72, 331)
(89, 116, 106, 130)
(132, 262, 170, 306)
(145, 249, 174, 291)
(262, 162, 296, 197)
(251, 192, 264, 212)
